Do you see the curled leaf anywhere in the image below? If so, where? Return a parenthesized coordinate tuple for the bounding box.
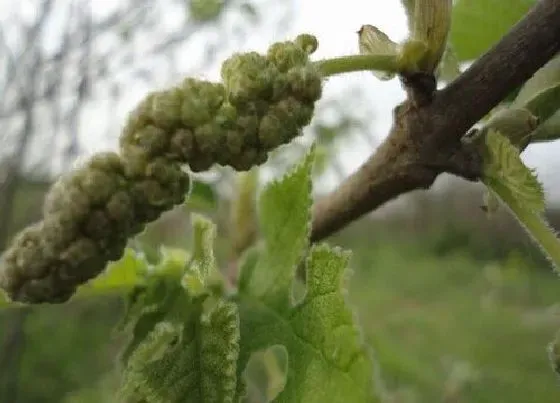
(529, 110, 560, 143)
(483, 107, 539, 149)
(522, 83, 560, 124)
(514, 54, 560, 107)
(358, 25, 399, 80)
(436, 43, 461, 82)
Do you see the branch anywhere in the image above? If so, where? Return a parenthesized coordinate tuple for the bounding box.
(310, 0, 560, 242)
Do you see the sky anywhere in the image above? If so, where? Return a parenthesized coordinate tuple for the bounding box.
(3, 0, 559, 201)
(285, 0, 560, 202)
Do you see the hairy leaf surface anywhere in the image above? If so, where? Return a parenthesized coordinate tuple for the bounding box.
(237, 147, 377, 402)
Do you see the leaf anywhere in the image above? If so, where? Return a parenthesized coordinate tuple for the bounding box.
(530, 110, 560, 143)
(80, 248, 146, 293)
(482, 129, 545, 214)
(243, 344, 288, 402)
(236, 147, 376, 402)
(436, 43, 461, 82)
(237, 245, 376, 403)
(358, 25, 399, 81)
(514, 55, 560, 130)
(522, 84, 560, 124)
(186, 180, 218, 211)
(118, 216, 239, 403)
(240, 148, 314, 303)
(482, 107, 539, 148)
(450, 0, 535, 61)
(514, 54, 560, 106)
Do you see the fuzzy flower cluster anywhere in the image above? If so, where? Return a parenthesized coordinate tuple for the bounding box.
(0, 34, 322, 303)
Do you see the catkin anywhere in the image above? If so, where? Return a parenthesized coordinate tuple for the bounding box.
(0, 34, 322, 303)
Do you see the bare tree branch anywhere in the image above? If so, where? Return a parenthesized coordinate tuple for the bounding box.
(0, 0, 54, 247)
(311, 0, 560, 242)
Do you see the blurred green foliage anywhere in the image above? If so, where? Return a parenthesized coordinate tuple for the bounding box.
(2, 219, 559, 402)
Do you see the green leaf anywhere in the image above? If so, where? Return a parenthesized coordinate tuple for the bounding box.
(530, 110, 560, 143)
(482, 129, 545, 213)
(450, 0, 535, 61)
(481, 107, 539, 149)
(186, 180, 218, 211)
(242, 344, 288, 402)
(514, 55, 560, 130)
(236, 147, 376, 402)
(436, 43, 461, 82)
(514, 54, 560, 106)
(237, 245, 376, 402)
(80, 248, 146, 293)
(523, 83, 560, 124)
(184, 214, 225, 296)
(358, 25, 399, 80)
(240, 147, 314, 304)
(118, 217, 239, 403)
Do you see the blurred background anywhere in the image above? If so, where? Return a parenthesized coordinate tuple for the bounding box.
(1, 0, 559, 402)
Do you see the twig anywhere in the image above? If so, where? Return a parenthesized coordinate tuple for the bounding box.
(310, 0, 560, 242)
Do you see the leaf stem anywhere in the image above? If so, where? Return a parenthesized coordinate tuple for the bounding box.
(313, 54, 399, 77)
(484, 178, 560, 271)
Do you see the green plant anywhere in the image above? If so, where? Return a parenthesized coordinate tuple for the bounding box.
(1, 1, 560, 401)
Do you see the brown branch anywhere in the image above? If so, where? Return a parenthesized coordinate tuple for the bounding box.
(310, 0, 560, 242)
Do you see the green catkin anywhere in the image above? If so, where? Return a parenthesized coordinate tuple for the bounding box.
(0, 34, 322, 303)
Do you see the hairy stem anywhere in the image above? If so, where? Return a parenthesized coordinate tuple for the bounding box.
(485, 178, 560, 271)
(314, 54, 399, 77)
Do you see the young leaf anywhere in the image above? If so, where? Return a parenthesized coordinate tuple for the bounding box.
(236, 147, 376, 402)
(357, 25, 399, 81)
(186, 180, 218, 211)
(118, 216, 239, 403)
(436, 43, 461, 82)
(482, 129, 545, 214)
(80, 248, 146, 293)
(529, 110, 560, 143)
(521, 84, 560, 125)
(514, 54, 560, 107)
(237, 245, 376, 403)
(240, 147, 314, 305)
(481, 107, 539, 149)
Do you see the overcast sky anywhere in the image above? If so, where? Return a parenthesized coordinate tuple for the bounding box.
(286, 0, 560, 202)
